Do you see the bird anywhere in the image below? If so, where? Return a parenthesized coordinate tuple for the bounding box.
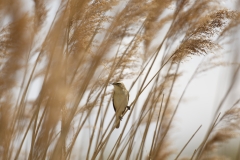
(112, 82, 130, 128)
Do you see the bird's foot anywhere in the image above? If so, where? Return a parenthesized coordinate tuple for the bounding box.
(126, 106, 130, 110)
(119, 115, 123, 121)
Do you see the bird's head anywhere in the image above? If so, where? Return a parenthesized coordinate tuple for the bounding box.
(112, 82, 126, 90)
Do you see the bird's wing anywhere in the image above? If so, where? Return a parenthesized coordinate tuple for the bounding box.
(112, 93, 116, 112)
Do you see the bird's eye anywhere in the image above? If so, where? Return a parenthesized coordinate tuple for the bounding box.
(112, 82, 122, 86)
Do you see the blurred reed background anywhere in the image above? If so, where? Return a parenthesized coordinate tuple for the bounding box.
(0, 0, 240, 159)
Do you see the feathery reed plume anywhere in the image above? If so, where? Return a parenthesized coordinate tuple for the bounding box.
(199, 102, 240, 159)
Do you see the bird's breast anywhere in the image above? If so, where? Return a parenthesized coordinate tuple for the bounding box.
(113, 91, 128, 110)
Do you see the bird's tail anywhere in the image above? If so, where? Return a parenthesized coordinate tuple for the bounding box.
(115, 118, 120, 128)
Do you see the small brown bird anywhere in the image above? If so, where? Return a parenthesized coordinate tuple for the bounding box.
(112, 82, 130, 128)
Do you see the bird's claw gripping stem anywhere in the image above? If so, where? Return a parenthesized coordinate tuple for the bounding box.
(119, 115, 123, 121)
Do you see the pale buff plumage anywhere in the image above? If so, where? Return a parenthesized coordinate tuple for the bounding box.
(112, 82, 129, 128)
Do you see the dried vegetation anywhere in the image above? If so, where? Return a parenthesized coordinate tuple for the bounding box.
(0, 0, 240, 159)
